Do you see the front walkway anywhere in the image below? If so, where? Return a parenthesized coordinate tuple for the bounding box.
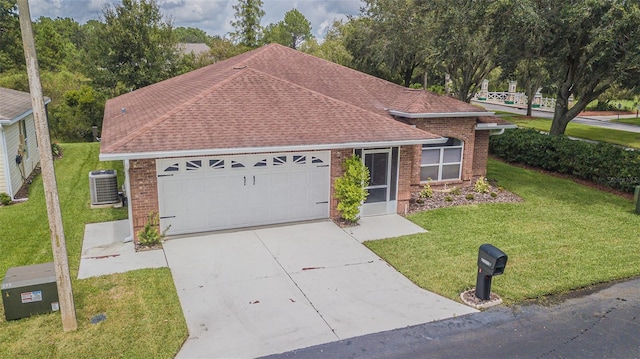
(77, 220, 167, 279)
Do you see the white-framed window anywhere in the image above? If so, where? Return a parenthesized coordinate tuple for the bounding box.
(420, 138, 463, 181)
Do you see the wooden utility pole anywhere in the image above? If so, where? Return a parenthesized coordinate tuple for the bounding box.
(17, 0, 78, 332)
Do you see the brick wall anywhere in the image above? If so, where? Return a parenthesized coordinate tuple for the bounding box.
(398, 145, 419, 214)
(129, 159, 159, 243)
(473, 130, 489, 178)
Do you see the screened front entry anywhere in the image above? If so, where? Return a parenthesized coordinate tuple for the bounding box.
(358, 148, 399, 216)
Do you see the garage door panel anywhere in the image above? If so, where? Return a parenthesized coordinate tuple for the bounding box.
(157, 152, 330, 235)
(270, 172, 290, 187)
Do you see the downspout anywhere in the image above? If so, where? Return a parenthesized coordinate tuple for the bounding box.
(123, 159, 134, 243)
(489, 129, 505, 136)
(0, 124, 14, 198)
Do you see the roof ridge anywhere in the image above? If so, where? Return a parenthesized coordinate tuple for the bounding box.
(103, 67, 249, 153)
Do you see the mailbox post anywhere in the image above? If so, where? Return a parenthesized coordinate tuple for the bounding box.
(476, 244, 508, 300)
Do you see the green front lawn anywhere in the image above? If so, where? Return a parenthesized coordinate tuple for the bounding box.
(507, 116, 640, 148)
(366, 158, 640, 303)
(0, 143, 187, 358)
(613, 117, 640, 126)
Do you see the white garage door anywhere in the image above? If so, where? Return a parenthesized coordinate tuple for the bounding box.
(156, 152, 331, 235)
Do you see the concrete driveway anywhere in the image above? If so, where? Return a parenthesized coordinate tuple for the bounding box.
(163, 218, 477, 358)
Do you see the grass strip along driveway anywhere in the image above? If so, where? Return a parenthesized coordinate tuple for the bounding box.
(366, 158, 640, 304)
(0, 143, 187, 358)
(506, 116, 640, 148)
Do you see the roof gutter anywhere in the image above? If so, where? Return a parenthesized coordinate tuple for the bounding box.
(475, 123, 518, 130)
(475, 123, 518, 136)
(388, 110, 495, 119)
(99, 137, 448, 161)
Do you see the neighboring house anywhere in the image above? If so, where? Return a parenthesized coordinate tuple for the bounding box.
(0, 87, 46, 199)
(99, 44, 515, 241)
(177, 43, 210, 56)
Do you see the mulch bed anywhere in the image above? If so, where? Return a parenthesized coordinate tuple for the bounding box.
(408, 182, 523, 214)
(135, 243, 163, 252)
(14, 166, 41, 200)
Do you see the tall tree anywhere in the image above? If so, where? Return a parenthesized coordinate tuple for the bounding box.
(494, 0, 640, 135)
(230, 0, 264, 48)
(514, 58, 550, 116)
(490, 1, 550, 116)
(84, 0, 179, 93)
(356, 0, 430, 87)
(33, 17, 82, 71)
(424, 0, 498, 102)
(263, 8, 313, 49)
(49, 85, 105, 142)
(301, 19, 353, 67)
(0, 0, 23, 72)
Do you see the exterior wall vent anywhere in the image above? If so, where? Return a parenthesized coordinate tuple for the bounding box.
(89, 170, 119, 205)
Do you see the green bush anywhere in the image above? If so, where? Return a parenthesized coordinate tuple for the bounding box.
(419, 181, 433, 199)
(0, 192, 12, 206)
(137, 212, 169, 246)
(444, 196, 453, 202)
(474, 177, 490, 193)
(450, 187, 461, 196)
(335, 155, 370, 223)
(490, 128, 640, 192)
(52, 142, 63, 158)
(465, 193, 475, 200)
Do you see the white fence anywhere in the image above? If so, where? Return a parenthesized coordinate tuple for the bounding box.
(474, 91, 556, 110)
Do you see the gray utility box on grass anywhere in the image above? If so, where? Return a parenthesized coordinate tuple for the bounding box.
(2, 262, 60, 321)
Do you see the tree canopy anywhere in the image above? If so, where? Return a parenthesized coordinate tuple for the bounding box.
(494, 0, 640, 135)
(422, 0, 497, 102)
(174, 26, 209, 43)
(262, 8, 313, 49)
(230, 0, 265, 48)
(84, 0, 180, 94)
(0, 0, 23, 72)
(33, 17, 83, 71)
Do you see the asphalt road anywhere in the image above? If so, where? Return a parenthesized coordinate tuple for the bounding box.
(475, 101, 640, 134)
(264, 277, 640, 359)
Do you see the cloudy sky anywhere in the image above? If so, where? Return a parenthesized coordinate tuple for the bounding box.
(28, 0, 363, 39)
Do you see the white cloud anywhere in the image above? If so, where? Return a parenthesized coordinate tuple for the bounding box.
(27, 0, 362, 38)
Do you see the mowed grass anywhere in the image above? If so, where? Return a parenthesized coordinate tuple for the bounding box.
(365, 159, 640, 304)
(613, 117, 640, 126)
(0, 143, 187, 358)
(507, 116, 640, 148)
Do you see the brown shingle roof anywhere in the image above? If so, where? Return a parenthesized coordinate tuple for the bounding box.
(100, 44, 486, 158)
(0, 87, 34, 123)
(0, 87, 51, 124)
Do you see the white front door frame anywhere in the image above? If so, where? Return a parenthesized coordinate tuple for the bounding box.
(360, 147, 398, 217)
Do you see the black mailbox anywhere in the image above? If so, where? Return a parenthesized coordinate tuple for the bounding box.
(478, 244, 508, 276)
(475, 244, 508, 301)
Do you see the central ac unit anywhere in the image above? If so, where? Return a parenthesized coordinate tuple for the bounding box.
(89, 170, 119, 205)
